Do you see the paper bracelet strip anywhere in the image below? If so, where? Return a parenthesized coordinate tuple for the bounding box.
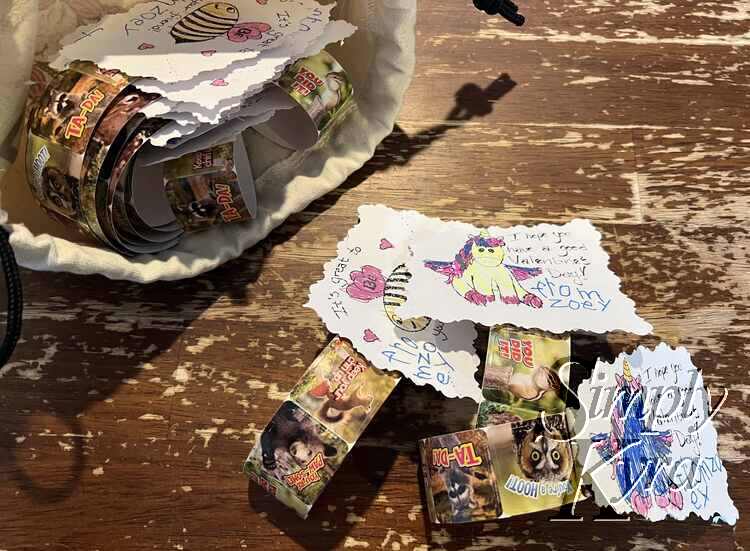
(254, 50, 354, 150)
(25, 51, 354, 255)
(482, 325, 572, 414)
(25, 64, 259, 255)
(162, 138, 257, 233)
(419, 412, 584, 524)
(26, 62, 132, 228)
(244, 337, 399, 518)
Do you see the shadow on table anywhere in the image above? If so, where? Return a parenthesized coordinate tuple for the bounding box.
(0, 73, 516, 506)
(308, 73, 518, 215)
(246, 385, 402, 549)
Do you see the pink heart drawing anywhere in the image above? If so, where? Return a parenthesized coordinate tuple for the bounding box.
(227, 21, 272, 43)
(211, 79, 229, 87)
(201, 50, 216, 57)
(138, 43, 154, 50)
(363, 329, 379, 343)
(379, 238, 394, 250)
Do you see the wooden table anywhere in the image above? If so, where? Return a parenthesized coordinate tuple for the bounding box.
(1, 1, 747, 549)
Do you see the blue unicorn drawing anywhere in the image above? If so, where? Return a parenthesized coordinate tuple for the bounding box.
(591, 359, 684, 516)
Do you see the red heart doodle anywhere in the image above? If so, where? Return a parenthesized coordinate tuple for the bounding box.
(379, 238, 394, 250)
(363, 329, 379, 343)
(201, 50, 216, 57)
(138, 43, 155, 50)
(211, 79, 229, 87)
(256, 0, 268, 3)
(227, 21, 272, 43)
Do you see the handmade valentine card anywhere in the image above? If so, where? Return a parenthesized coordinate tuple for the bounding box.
(574, 344, 738, 524)
(397, 216, 652, 335)
(52, 0, 329, 83)
(306, 205, 482, 401)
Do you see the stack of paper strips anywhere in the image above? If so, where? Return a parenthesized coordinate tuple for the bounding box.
(25, 0, 356, 255)
(306, 204, 652, 402)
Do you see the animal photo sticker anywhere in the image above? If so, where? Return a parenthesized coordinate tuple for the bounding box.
(574, 344, 739, 525)
(26, 62, 131, 222)
(253, 401, 348, 505)
(475, 401, 540, 429)
(487, 414, 582, 518)
(52, 0, 332, 83)
(290, 337, 399, 445)
(29, 61, 130, 154)
(163, 141, 254, 232)
(398, 216, 652, 335)
(244, 458, 311, 518)
(306, 204, 482, 402)
(276, 49, 353, 135)
(483, 326, 570, 414)
(420, 429, 501, 524)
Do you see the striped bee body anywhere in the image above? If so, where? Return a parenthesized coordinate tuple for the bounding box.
(170, 3, 240, 44)
(383, 264, 432, 332)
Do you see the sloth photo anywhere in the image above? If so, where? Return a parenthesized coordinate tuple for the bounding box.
(512, 416, 573, 482)
(41, 165, 77, 216)
(259, 401, 339, 475)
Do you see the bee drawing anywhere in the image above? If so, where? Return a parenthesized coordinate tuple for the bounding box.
(170, 3, 240, 44)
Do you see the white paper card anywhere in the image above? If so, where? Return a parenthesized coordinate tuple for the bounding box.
(135, 17, 353, 110)
(52, 0, 327, 83)
(574, 344, 738, 525)
(397, 216, 652, 334)
(306, 205, 482, 401)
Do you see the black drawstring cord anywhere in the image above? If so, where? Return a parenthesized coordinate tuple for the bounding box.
(0, 226, 22, 367)
(473, 0, 526, 26)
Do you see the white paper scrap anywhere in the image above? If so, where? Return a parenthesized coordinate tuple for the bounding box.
(306, 204, 482, 402)
(574, 344, 738, 525)
(51, 0, 329, 83)
(397, 216, 652, 335)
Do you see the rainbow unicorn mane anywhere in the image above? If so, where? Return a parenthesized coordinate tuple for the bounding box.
(424, 234, 505, 282)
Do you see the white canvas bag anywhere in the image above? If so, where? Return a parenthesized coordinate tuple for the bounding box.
(0, 0, 416, 282)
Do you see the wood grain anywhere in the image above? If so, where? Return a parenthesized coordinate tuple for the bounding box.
(1, 0, 748, 549)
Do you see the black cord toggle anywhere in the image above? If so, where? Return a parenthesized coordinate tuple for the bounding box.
(473, 0, 526, 26)
(0, 226, 22, 367)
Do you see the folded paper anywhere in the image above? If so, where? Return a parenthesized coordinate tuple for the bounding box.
(25, 48, 354, 255)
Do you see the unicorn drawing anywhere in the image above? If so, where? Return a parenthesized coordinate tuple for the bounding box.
(591, 359, 684, 516)
(424, 231, 543, 307)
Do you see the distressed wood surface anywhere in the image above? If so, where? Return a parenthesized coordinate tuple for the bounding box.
(1, 1, 749, 549)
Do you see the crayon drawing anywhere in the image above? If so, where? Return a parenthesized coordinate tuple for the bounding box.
(399, 216, 653, 334)
(590, 359, 684, 517)
(306, 205, 481, 401)
(425, 231, 543, 308)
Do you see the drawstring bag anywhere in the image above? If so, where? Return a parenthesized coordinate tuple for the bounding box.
(0, 0, 416, 282)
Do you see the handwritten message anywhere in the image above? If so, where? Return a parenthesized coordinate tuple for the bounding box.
(51, 0, 331, 83)
(306, 205, 481, 401)
(575, 344, 738, 525)
(398, 217, 651, 334)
